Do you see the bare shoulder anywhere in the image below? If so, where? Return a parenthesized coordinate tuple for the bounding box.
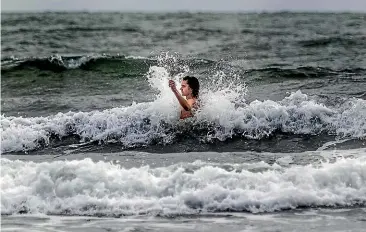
(187, 98, 199, 109)
(187, 98, 196, 105)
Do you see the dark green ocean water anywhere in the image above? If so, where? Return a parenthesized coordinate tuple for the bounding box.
(1, 12, 365, 153)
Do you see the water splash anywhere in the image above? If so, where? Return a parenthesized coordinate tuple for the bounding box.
(1, 53, 365, 153)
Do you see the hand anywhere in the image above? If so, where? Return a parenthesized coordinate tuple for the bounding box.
(169, 80, 178, 92)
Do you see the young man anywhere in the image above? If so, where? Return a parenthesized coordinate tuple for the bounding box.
(169, 76, 200, 119)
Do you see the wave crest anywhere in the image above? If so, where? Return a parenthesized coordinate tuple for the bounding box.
(1, 89, 365, 153)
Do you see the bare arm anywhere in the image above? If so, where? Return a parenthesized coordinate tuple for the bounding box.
(169, 80, 192, 111)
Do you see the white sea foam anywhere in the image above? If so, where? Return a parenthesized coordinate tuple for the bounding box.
(1, 153, 366, 216)
(1, 62, 366, 153)
(41, 54, 149, 70)
(48, 54, 96, 69)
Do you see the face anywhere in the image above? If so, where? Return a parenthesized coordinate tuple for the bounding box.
(180, 80, 192, 97)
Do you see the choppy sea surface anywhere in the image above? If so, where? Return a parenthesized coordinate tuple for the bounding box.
(1, 12, 366, 232)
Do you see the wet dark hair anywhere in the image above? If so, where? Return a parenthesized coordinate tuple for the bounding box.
(183, 76, 199, 98)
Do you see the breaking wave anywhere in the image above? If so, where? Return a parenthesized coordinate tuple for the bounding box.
(1, 151, 366, 216)
(1, 62, 365, 153)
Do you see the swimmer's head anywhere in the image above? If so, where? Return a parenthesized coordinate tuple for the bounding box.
(181, 76, 199, 98)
